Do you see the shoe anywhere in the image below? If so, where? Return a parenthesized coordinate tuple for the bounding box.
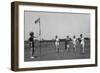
(30, 56, 35, 59)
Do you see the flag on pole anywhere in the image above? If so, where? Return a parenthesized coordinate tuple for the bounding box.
(35, 18, 40, 24)
(34, 17, 41, 36)
(34, 17, 42, 57)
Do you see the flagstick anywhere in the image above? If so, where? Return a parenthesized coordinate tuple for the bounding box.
(39, 18, 42, 57)
(39, 38, 41, 57)
(35, 18, 42, 58)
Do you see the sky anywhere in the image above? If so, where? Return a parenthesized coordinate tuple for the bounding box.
(24, 11, 90, 40)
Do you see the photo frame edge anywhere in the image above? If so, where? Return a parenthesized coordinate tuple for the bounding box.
(11, 1, 98, 71)
(11, 2, 19, 71)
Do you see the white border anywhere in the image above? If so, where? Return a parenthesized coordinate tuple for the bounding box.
(19, 5, 96, 68)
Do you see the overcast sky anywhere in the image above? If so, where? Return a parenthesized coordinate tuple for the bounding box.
(24, 11, 90, 40)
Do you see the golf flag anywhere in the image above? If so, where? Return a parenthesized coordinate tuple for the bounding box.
(34, 17, 42, 57)
(34, 17, 41, 36)
(35, 17, 40, 24)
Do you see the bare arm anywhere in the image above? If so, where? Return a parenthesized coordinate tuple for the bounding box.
(34, 36, 39, 38)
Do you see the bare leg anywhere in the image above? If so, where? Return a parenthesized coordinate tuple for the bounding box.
(82, 44, 85, 53)
(74, 44, 76, 52)
(58, 47, 59, 53)
(57, 45, 59, 53)
(67, 45, 69, 51)
(55, 45, 58, 52)
(30, 47, 35, 59)
(32, 47, 35, 56)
